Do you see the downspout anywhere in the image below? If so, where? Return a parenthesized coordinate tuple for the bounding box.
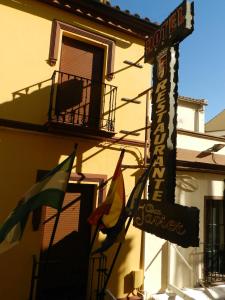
(167, 241, 171, 293)
(143, 88, 151, 174)
(140, 88, 152, 296)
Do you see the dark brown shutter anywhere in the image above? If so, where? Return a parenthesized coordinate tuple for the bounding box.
(56, 36, 104, 128)
(42, 192, 81, 250)
(60, 36, 104, 81)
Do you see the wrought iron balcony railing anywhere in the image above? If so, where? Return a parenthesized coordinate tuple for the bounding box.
(48, 71, 117, 133)
(192, 242, 225, 285)
(204, 243, 225, 283)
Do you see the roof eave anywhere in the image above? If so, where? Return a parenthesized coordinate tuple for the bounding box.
(36, 0, 159, 39)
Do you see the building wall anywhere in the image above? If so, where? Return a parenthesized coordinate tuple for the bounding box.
(177, 102, 205, 133)
(172, 171, 224, 288)
(0, 126, 146, 299)
(144, 170, 225, 295)
(205, 130, 225, 137)
(178, 133, 225, 155)
(0, 0, 151, 142)
(144, 124, 225, 296)
(0, 1, 152, 299)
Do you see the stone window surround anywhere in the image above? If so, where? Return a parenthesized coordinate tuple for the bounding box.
(48, 19, 115, 80)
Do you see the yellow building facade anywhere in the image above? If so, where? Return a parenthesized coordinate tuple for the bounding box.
(0, 1, 157, 299)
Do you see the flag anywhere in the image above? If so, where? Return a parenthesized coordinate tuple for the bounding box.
(0, 149, 76, 254)
(92, 156, 155, 254)
(88, 149, 125, 229)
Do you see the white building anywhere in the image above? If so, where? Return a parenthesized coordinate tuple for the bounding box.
(144, 97, 225, 300)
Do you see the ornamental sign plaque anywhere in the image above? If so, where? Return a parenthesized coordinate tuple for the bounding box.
(133, 200, 199, 248)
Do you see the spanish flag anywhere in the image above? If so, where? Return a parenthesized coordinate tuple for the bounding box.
(92, 157, 155, 254)
(88, 149, 125, 229)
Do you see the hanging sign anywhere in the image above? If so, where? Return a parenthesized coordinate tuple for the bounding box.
(145, 0, 194, 63)
(133, 200, 199, 247)
(134, 1, 199, 248)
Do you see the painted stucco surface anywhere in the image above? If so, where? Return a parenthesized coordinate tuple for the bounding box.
(0, 1, 152, 299)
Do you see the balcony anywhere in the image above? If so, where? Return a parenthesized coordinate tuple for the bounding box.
(47, 71, 117, 137)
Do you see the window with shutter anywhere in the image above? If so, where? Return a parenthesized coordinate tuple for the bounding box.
(55, 36, 104, 129)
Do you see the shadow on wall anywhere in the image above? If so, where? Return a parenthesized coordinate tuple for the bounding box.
(106, 237, 133, 298)
(0, 78, 52, 124)
(0, 72, 139, 134)
(0, 75, 104, 127)
(37, 231, 89, 300)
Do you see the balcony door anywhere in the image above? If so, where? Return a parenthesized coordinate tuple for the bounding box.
(204, 197, 225, 282)
(56, 36, 104, 128)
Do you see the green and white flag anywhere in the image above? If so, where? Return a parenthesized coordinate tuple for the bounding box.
(0, 149, 76, 254)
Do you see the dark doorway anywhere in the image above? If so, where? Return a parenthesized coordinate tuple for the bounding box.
(55, 36, 104, 128)
(36, 183, 96, 300)
(204, 198, 225, 282)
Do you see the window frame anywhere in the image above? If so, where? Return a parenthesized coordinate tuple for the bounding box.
(48, 19, 115, 80)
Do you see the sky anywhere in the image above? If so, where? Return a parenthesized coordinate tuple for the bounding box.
(110, 0, 225, 122)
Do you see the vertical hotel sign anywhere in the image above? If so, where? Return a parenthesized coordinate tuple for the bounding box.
(148, 0, 194, 204)
(134, 1, 200, 247)
(149, 46, 178, 204)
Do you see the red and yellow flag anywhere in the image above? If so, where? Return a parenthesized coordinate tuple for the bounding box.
(88, 150, 125, 228)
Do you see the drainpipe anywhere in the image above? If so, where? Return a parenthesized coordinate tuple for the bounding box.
(143, 88, 151, 175)
(140, 88, 152, 295)
(167, 241, 171, 292)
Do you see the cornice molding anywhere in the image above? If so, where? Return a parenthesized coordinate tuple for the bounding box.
(37, 0, 158, 39)
(177, 128, 225, 142)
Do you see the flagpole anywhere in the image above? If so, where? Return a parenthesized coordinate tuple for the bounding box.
(99, 215, 132, 300)
(98, 154, 156, 300)
(43, 145, 77, 269)
(88, 223, 100, 256)
(88, 149, 125, 256)
(88, 184, 107, 255)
